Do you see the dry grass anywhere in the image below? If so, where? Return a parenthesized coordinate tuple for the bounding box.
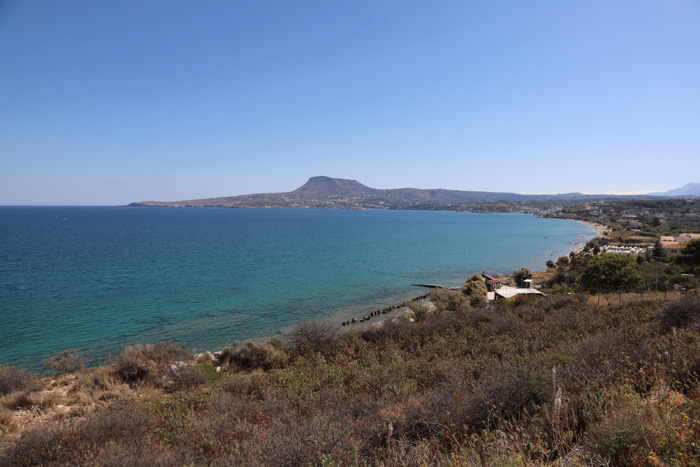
(1, 294, 700, 466)
(0, 407, 15, 433)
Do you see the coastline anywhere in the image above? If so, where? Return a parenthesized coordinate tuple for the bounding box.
(576, 219, 608, 237)
(204, 217, 603, 353)
(2, 209, 598, 369)
(572, 220, 606, 254)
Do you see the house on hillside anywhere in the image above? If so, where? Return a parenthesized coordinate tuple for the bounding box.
(660, 236, 676, 245)
(493, 280, 546, 301)
(663, 243, 682, 257)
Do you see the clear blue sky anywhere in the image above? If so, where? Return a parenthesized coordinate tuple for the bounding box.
(1, 0, 698, 205)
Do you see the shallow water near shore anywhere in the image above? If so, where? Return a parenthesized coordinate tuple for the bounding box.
(0, 206, 595, 369)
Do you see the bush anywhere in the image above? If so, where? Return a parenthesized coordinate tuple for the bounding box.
(166, 364, 209, 392)
(483, 310, 526, 336)
(74, 365, 118, 394)
(0, 366, 37, 396)
(220, 342, 289, 372)
(85, 399, 153, 446)
(463, 274, 487, 306)
(659, 298, 700, 332)
(112, 342, 191, 386)
(0, 422, 67, 466)
(287, 320, 339, 356)
(431, 288, 469, 312)
(43, 349, 88, 374)
(603, 427, 639, 464)
(470, 366, 548, 427)
(513, 267, 533, 288)
(0, 407, 14, 431)
(416, 365, 547, 435)
(0, 399, 153, 466)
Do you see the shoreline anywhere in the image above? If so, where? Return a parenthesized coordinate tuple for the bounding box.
(572, 219, 606, 254)
(3, 211, 598, 369)
(210, 218, 600, 353)
(575, 219, 608, 237)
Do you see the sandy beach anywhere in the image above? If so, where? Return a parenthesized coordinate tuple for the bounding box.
(577, 220, 608, 237)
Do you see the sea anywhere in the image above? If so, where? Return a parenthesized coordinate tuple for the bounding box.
(0, 206, 596, 370)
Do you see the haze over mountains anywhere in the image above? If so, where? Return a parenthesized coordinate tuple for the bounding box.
(647, 183, 700, 198)
(129, 176, 699, 209)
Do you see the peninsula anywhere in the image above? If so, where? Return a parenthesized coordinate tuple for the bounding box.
(129, 176, 633, 210)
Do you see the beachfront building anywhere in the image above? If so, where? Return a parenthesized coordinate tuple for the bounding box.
(493, 280, 546, 301)
(494, 285, 546, 301)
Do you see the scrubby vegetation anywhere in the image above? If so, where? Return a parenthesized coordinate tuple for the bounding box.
(2, 288, 700, 466)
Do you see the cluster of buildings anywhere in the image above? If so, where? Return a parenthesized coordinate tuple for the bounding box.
(660, 233, 700, 257)
(600, 245, 648, 255)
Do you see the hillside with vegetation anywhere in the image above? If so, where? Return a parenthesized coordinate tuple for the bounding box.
(2, 264, 700, 465)
(128, 176, 633, 209)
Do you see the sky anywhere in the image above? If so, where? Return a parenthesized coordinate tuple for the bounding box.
(1, 0, 698, 205)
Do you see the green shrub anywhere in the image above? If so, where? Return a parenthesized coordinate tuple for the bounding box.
(287, 320, 339, 356)
(659, 298, 700, 332)
(166, 364, 209, 392)
(220, 342, 289, 372)
(603, 427, 638, 463)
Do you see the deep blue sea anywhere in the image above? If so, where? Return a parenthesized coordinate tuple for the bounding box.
(0, 207, 595, 369)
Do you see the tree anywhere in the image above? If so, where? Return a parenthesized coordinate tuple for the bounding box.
(463, 274, 487, 306)
(653, 240, 667, 261)
(556, 256, 569, 269)
(676, 239, 700, 269)
(546, 260, 556, 269)
(513, 267, 533, 288)
(579, 252, 645, 292)
(43, 349, 88, 374)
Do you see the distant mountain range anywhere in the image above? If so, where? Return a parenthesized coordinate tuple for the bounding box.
(647, 183, 700, 198)
(129, 176, 699, 209)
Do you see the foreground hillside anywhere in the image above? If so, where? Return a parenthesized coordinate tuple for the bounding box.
(2, 291, 700, 466)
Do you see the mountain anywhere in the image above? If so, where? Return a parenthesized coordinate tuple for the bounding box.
(647, 183, 700, 198)
(128, 176, 622, 209)
(293, 176, 378, 197)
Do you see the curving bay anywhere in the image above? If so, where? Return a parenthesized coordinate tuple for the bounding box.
(0, 207, 595, 369)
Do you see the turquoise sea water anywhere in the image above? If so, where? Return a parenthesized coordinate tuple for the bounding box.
(0, 207, 595, 369)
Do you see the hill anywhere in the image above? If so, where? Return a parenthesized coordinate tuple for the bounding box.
(128, 176, 617, 209)
(2, 292, 700, 465)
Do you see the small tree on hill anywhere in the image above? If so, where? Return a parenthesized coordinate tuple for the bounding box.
(556, 256, 569, 269)
(43, 349, 88, 374)
(653, 240, 667, 262)
(513, 267, 533, 288)
(676, 239, 700, 270)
